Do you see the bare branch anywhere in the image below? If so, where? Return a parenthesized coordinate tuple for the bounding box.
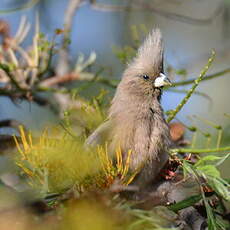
(0, 119, 25, 132)
(40, 72, 80, 87)
(56, 0, 83, 76)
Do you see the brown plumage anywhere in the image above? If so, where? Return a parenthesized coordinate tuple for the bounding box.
(86, 29, 172, 188)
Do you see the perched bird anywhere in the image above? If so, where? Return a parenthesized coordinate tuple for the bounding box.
(86, 29, 172, 188)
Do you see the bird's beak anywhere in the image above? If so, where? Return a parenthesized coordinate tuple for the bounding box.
(154, 73, 172, 87)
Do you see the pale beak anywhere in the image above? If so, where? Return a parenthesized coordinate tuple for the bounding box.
(154, 73, 172, 87)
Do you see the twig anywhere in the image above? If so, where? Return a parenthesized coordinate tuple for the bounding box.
(38, 35, 56, 78)
(171, 146, 230, 154)
(0, 63, 26, 91)
(96, 67, 230, 89)
(0, 119, 25, 132)
(39, 72, 80, 87)
(31, 95, 59, 114)
(0, 20, 11, 48)
(69, 67, 230, 89)
(94, 77, 119, 88)
(171, 68, 230, 87)
(56, 0, 82, 75)
(166, 50, 216, 123)
(166, 88, 213, 104)
(35, 86, 70, 94)
(193, 115, 223, 148)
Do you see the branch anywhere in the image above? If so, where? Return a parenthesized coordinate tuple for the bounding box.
(56, 0, 82, 75)
(0, 119, 24, 132)
(166, 50, 216, 123)
(0, 63, 26, 92)
(0, 20, 11, 49)
(39, 72, 80, 87)
(166, 88, 212, 104)
(171, 146, 230, 154)
(74, 67, 230, 89)
(31, 95, 60, 114)
(171, 68, 230, 87)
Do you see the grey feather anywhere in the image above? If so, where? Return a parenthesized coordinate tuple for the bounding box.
(85, 120, 113, 147)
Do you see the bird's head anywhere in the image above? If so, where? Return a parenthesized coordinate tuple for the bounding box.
(120, 29, 171, 100)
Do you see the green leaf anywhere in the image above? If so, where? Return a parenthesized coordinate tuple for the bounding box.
(216, 215, 230, 230)
(207, 177, 230, 201)
(195, 154, 230, 167)
(168, 194, 202, 212)
(196, 165, 220, 178)
(175, 68, 187, 76)
(195, 155, 222, 167)
(215, 153, 230, 166)
(182, 160, 194, 178)
(0, 63, 10, 72)
(204, 199, 217, 230)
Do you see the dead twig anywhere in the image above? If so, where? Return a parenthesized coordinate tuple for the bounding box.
(40, 72, 80, 87)
(56, 0, 83, 75)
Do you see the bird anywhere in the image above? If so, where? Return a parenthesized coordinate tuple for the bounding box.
(86, 29, 172, 189)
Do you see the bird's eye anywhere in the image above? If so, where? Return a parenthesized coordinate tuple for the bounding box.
(142, 75, 150, 80)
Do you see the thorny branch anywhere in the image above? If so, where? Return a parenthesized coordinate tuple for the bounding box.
(166, 50, 216, 123)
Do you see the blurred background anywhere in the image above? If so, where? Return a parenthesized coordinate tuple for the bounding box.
(0, 0, 229, 171)
(0, 2, 229, 229)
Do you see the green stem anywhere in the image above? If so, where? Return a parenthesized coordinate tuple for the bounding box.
(166, 88, 212, 103)
(167, 50, 215, 123)
(216, 129, 223, 148)
(191, 131, 197, 148)
(38, 35, 57, 78)
(206, 136, 211, 149)
(171, 146, 230, 154)
(193, 115, 221, 129)
(95, 77, 119, 88)
(171, 67, 230, 87)
(35, 86, 70, 94)
(93, 66, 230, 89)
(0, 64, 26, 92)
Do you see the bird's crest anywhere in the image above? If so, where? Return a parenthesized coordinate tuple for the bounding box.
(131, 29, 164, 73)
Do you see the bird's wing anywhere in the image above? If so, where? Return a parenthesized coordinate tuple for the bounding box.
(132, 121, 152, 169)
(85, 120, 113, 147)
(132, 118, 169, 186)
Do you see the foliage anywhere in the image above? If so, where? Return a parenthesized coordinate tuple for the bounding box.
(62, 89, 109, 137)
(183, 157, 230, 230)
(14, 126, 138, 196)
